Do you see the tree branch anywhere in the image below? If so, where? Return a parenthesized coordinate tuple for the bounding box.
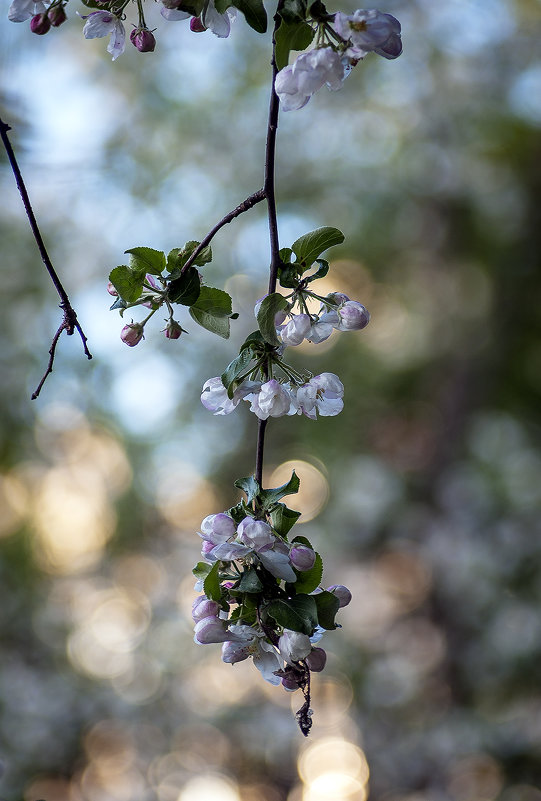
(0, 115, 92, 399)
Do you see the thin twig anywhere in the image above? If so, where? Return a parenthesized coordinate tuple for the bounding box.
(180, 188, 266, 276)
(0, 115, 92, 399)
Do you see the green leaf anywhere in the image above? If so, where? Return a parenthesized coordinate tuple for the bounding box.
(266, 594, 318, 635)
(256, 292, 289, 346)
(278, 263, 301, 289)
(109, 265, 145, 303)
(227, 501, 249, 523)
(240, 330, 265, 351)
(305, 258, 329, 283)
(269, 502, 301, 537)
(279, 0, 306, 23)
(234, 476, 260, 505)
(221, 348, 255, 397)
(260, 470, 300, 510)
(308, 0, 331, 20)
(314, 589, 340, 630)
(167, 266, 201, 306)
(125, 246, 166, 276)
(192, 561, 212, 580)
(232, 0, 267, 32)
(203, 561, 221, 602)
(275, 19, 315, 70)
(167, 241, 212, 277)
(291, 226, 345, 270)
(109, 297, 128, 313)
(238, 567, 264, 593)
(292, 553, 323, 594)
(189, 286, 234, 339)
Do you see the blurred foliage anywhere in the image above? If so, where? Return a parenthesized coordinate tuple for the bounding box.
(1, 0, 541, 800)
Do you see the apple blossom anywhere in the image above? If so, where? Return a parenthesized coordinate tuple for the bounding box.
(200, 512, 236, 544)
(8, 0, 47, 23)
(275, 47, 347, 112)
(327, 584, 352, 607)
(120, 322, 144, 347)
(222, 625, 283, 684)
(79, 10, 126, 61)
(237, 517, 276, 551)
(192, 595, 221, 622)
(245, 379, 293, 420)
(289, 544, 316, 571)
(280, 314, 312, 346)
(193, 615, 231, 644)
(295, 372, 344, 419)
(335, 300, 370, 331)
(279, 630, 312, 663)
(201, 376, 261, 415)
(332, 9, 402, 61)
(47, 4, 66, 26)
(258, 548, 297, 582)
(305, 647, 327, 672)
(30, 11, 50, 34)
(202, 0, 236, 38)
(130, 28, 156, 53)
(164, 320, 183, 339)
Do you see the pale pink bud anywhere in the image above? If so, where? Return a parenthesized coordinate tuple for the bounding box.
(190, 16, 206, 31)
(30, 12, 51, 34)
(130, 28, 156, 52)
(305, 647, 326, 672)
(192, 595, 221, 622)
(107, 281, 118, 296)
(222, 639, 251, 663)
(200, 513, 236, 544)
(289, 545, 316, 572)
(327, 584, 352, 608)
(280, 314, 311, 346)
(336, 301, 370, 331)
(193, 615, 230, 644)
(201, 540, 214, 557)
(120, 322, 144, 347)
(281, 675, 301, 691)
(279, 630, 312, 664)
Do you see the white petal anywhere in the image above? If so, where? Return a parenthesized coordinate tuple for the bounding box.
(82, 11, 115, 39)
(203, 0, 230, 37)
(160, 5, 190, 20)
(107, 19, 126, 60)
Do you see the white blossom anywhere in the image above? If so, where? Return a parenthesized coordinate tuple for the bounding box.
(201, 376, 260, 415)
(279, 630, 312, 664)
(332, 9, 402, 61)
(8, 0, 47, 22)
(199, 512, 236, 544)
(202, 0, 236, 37)
(245, 379, 294, 420)
(237, 517, 276, 551)
(79, 10, 126, 61)
(295, 372, 344, 419)
(280, 314, 312, 346)
(275, 47, 347, 112)
(335, 300, 370, 331)
(222, 625, 283, 684)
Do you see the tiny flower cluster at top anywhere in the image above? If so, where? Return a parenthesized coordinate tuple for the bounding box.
(8, 0, 238, 59)
(191, 472, 352, 734)
(275, 9, 402, 111)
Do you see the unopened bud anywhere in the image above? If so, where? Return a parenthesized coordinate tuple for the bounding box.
(281, 675, 300, 691)
(164, 320, 183, 340)
(327, 584, 352, 608)
(30, 12, 51, 34)
(190, 16, 206, 32)
(305, 647, 326, 672)
(130, 28, 156, 52)
(120, 322, 144, 347)
(47, 5, 67, 26)
(289, 545, 316, 572)
(107, 281, 118, 296)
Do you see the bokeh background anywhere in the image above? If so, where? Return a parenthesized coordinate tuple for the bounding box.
(1, 0, 541, 799)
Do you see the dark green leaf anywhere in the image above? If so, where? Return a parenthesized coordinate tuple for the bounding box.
(292, 552, 323, 594)
(203, 561, 221, 602)
(240, 330, 265, 351)
(227, 501, 249, 523)
(109, 297, 128, 312)
(109, 265, 145, 303)
(275, 19, 315, 70)
(260, 470, 300, 510)
(308, 0, 331, 20)
(269, 503, 301, 537)
(279, 247, 293, 263)
(189, 287, 234, 339)
(167, 266, 201, 305)
(314, 589, 340, 630)
(192, 561, 212, 580)
(221, 348, 255, 397)
(278, 263, 300, 289)
(125, 246, 166, 276)
(305, 258, 329, 283)
(232, 0, 267, 32)
(266, 594, 318, 635)
(256, 292, 289, 346)
(238, 567, 264, 593)
(291, 226, 345, 270)
(235, 476, 261, 505)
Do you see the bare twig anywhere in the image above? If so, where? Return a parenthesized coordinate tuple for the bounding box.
(0, 115, 92, 399)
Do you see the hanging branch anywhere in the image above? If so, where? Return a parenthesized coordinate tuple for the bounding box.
(0, 115, 92, 399)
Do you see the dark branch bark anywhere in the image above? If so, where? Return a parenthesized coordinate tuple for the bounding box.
(0, 116, 92, 399)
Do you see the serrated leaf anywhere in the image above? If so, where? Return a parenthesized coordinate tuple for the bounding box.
(193, 561, 212, 580)
(221, 348, 255, 397)
(232, 0, 267, 32)
(168, 266, 201, 305)
(256, 292, 289, 346)
(109, 265, 145, 303)
(238, 567, 264, 593)
(269, 503, 302, 537)
(227, 501, 249, 523)
(125, 246, 166, 276)
(183, 240, 213, 267)
(235, 476, 260, 505)
(275, 19, 314, 70)
(314, 589, 340, 630)
(203, 561, 221, 602)
(260, 470, 300, 511)
(190, 306, 230, 338)
(266, 595, 318, 635)
(292, 553, 323, 594)
(189, 288, 233, 338)
(291, 226, 345, 270)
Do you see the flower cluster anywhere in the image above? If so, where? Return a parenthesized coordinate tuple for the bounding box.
(8, 0, 235, 58)
(191, 474, 351, 733)
(275, 9, 402, 111)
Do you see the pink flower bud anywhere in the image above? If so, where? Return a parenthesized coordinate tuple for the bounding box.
(120, 323, 144, 347)
(194, 615, 230, 644)
(201, 540, 214, 557)
(107, 282, 118, 296)
(190, 16, 206, 32)
(237, 517, 275, 552)
(164, 320, 182, 339)
(336, 301, 370, 331)
(281, 675, 300, 691)
(289, 545, 316, 572)
(305, 647, 326, 672)
(130, 28, 156, 52)
(327, 584, 352, 608)
(48, 5, 67, 26)
(192, 595, 221, 622)
(30, 12, 51, 34)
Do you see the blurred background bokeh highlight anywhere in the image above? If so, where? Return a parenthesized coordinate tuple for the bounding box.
(1, 0, 541, 798)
